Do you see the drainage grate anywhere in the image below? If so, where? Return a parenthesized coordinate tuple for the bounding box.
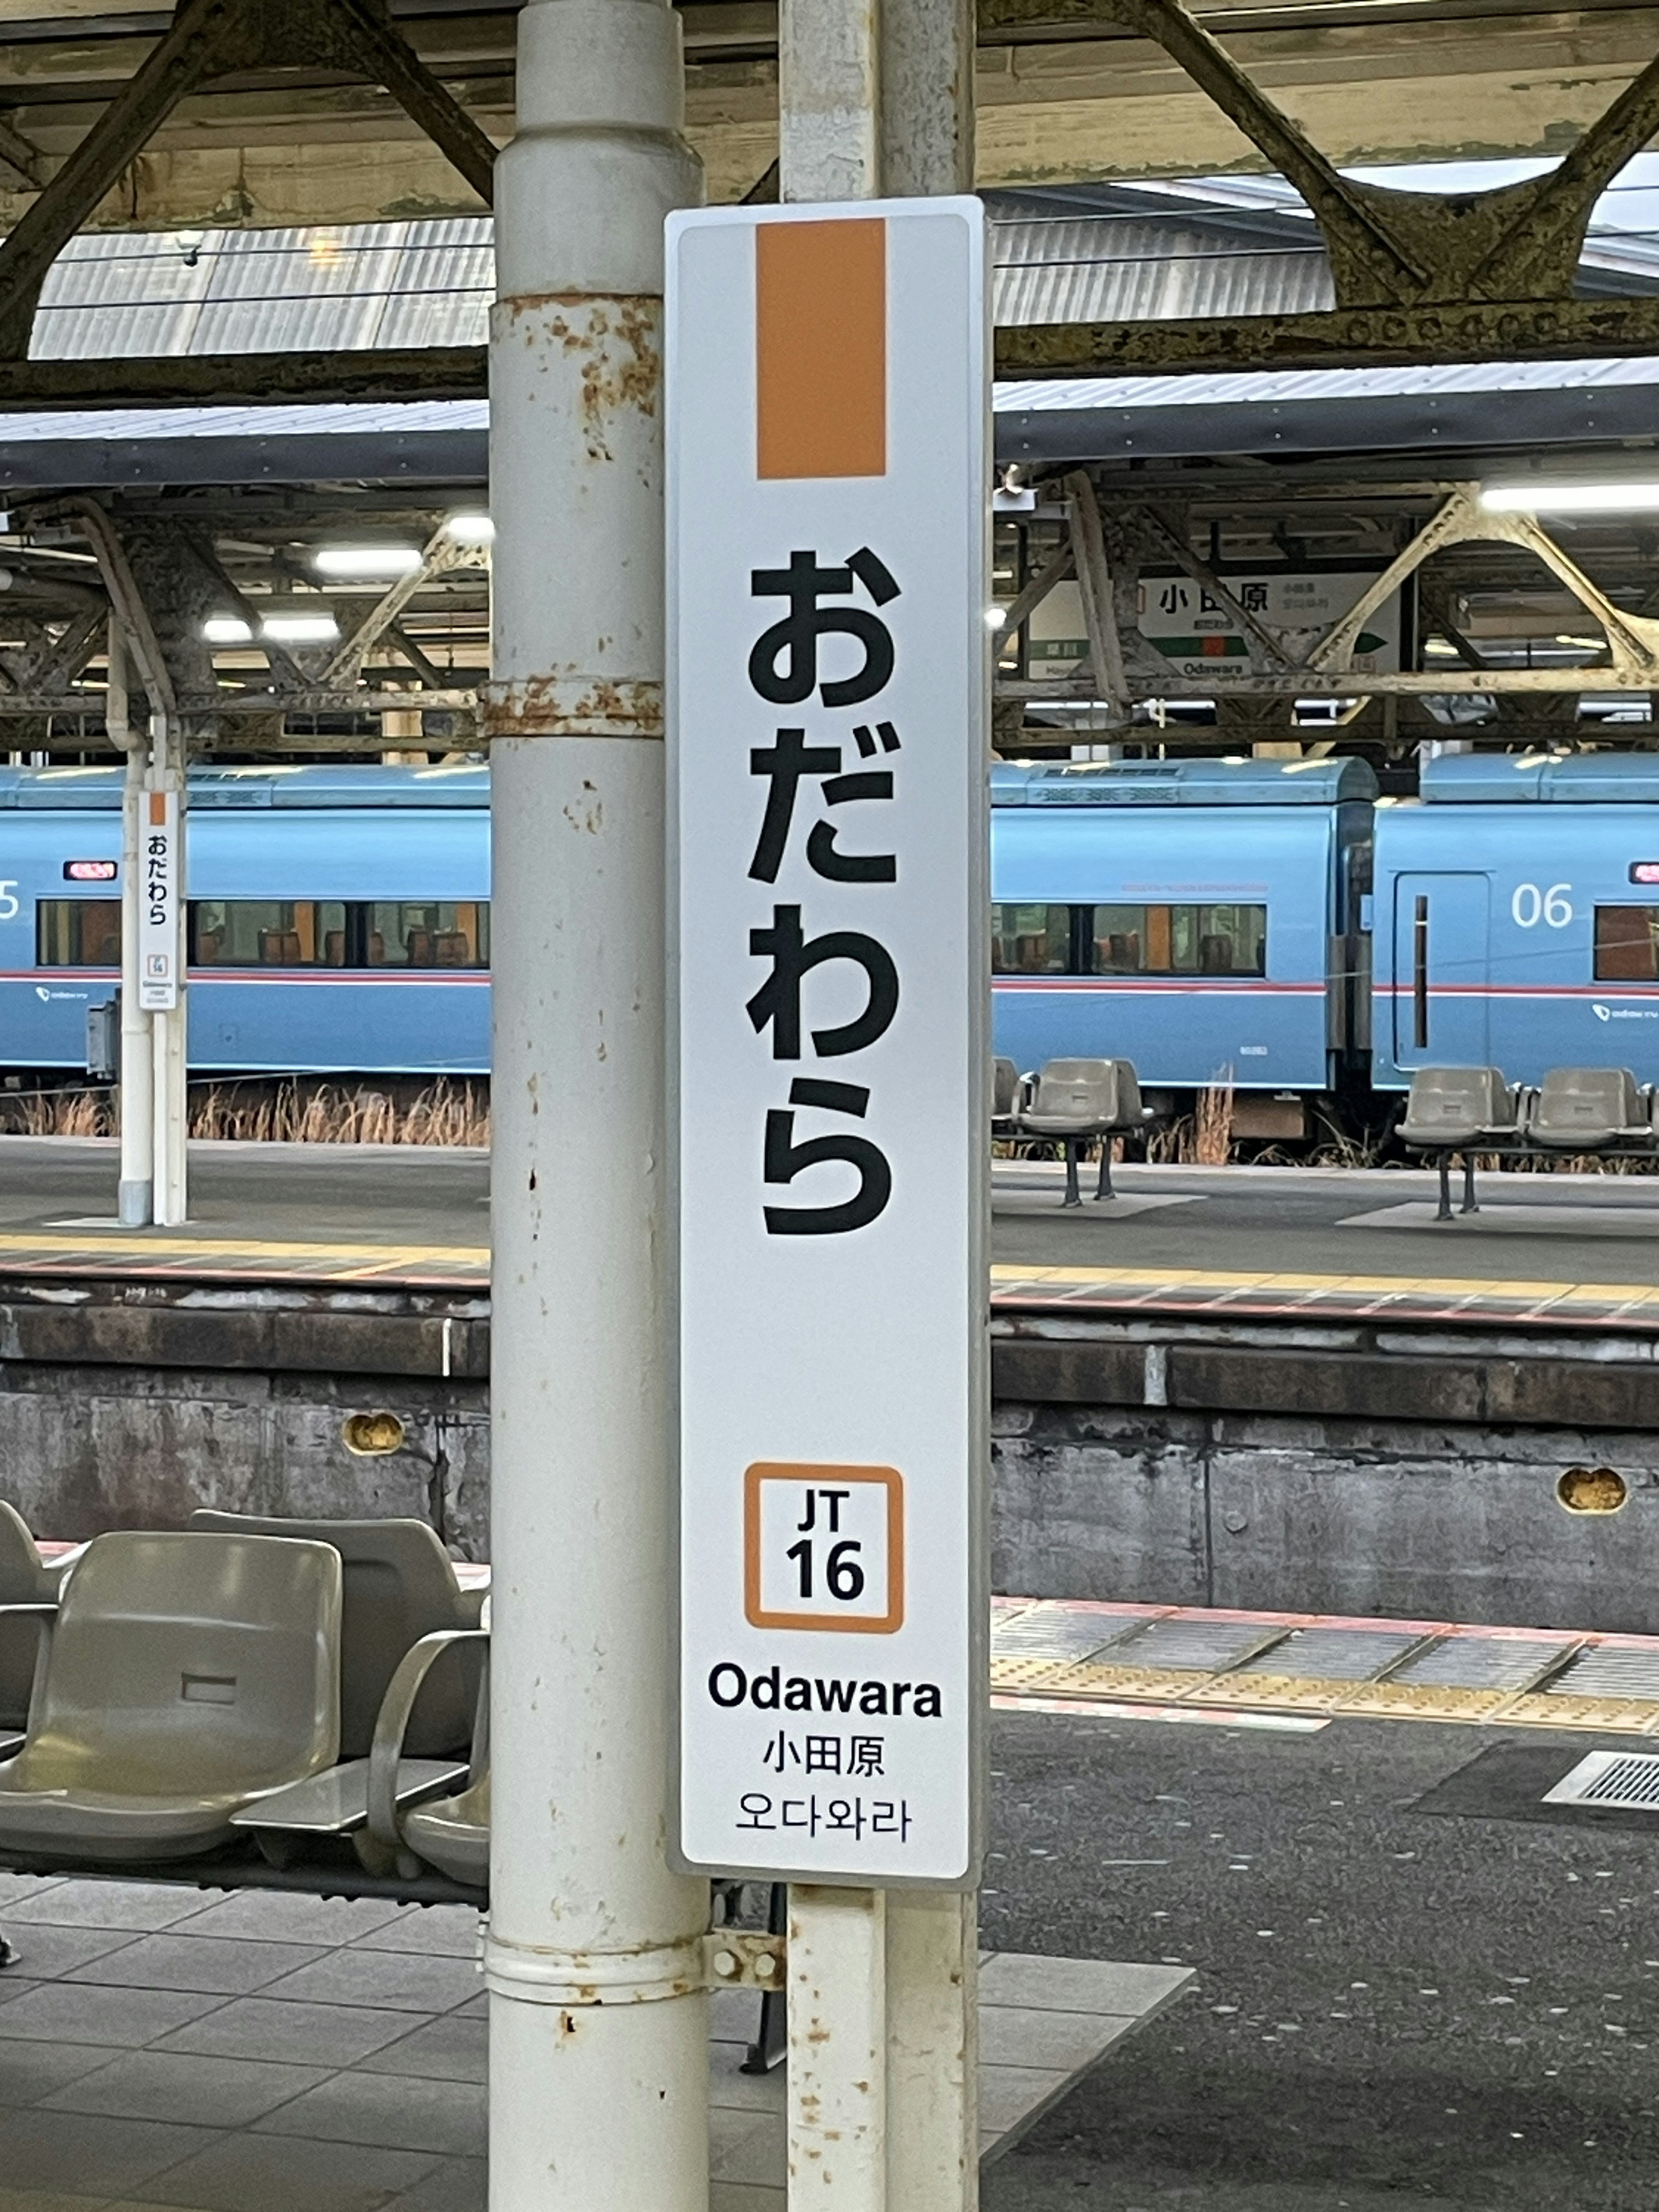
(1543, 1647, 1659, 1702)
(991, 1609, 1144, 1664)
(1392, 1636, 1579, 1693)
(1111, 1617, 1289, 1674)
(1544, 1751, 1659, 1811)
(1234, 1627, 1422, 1682)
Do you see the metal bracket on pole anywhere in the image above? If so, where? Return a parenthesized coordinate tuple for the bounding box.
(704, 1929, 788, 1991)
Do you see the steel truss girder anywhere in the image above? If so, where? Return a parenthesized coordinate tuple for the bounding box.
(999, 478, 1659, 705)
(0, 0, 497, 361)
(987, 0, 1659, 373)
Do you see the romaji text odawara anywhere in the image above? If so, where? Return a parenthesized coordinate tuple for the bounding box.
(707, 1662, 942, 1719)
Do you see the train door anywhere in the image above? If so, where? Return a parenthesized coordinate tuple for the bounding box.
(1392, 872, 1490, 1070)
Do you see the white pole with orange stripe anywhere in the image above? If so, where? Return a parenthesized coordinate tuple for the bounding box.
(484, 5, 709, 2210)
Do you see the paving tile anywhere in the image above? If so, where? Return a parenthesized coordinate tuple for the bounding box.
(126, 2133, 441, 2212)
(0, 2191, 112, 2212)
(0, 1926, 142, 1978)
(0, 2037, 128, 2103)
(709, 2188, 785, 2212)
(353, 2014, 486, 2084)
(0, 1875, 63, 1909)
(66, 1935, 325, 1998)
(173, 1894, 403, 1946)
(979, 2002, 1133, 2072)
(380, 2156, 486, 2212)
(254, 2072, 486, 2158)
(0, 1984, 227, 2048)
(0, 1973, 38, 2007)
(153, 1997, 417, 2069)
(43, 2049, 329, 2128)
(0, 2107, 216, 2197)
(2, 1882, 223, 1932)
(978, 2061, 1071, 2135)
(348, 1906, 479, 1959)
(452, 1992, 487, 2020)
(257, 1950, 480, 2015)
(978, 1952, 1191, 2018)
(710, 2112, 785, 2189)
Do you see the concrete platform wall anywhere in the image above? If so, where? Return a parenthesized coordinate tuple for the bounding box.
(0, 1357, 490, 1560)
(7, 1277, 1659, 1631)
(991, 1401, 1659, 1635)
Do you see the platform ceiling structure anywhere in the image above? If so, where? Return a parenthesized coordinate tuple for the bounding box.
(9, 0, 1659, 756)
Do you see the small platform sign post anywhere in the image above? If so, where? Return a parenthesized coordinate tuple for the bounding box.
(137, 785, 181, 1014)
(669, 198, 989, 1897)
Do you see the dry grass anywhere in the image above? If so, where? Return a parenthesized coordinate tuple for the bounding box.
(10, 1078, 489, 1147)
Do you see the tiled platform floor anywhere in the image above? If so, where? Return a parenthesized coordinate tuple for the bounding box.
(0, 1874, 1192, 2212)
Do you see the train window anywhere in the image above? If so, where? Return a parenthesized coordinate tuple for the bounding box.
(191, 901, 347, 967)
(991, 903, 1070, 975)
(366, 902, 489, 969)
(36, 899, 121, 967)
(1090, 903, 1267, 978)
(1594, 906, 1659, 981)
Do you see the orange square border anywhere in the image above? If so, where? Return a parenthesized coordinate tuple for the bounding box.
(744, 1462, 905, 1635)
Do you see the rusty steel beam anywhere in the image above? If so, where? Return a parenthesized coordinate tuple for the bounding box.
(993, 293, 1659, 376)
(0, 0, 496, 359)
(984, 0, 1659, 312)
(0, 346, 488, 410)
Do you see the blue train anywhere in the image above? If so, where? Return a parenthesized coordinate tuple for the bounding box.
(1, 763, 490, 1077)
(7, 751, 1659, 1119)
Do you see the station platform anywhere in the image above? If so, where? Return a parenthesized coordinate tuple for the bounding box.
(0, 1870, 1191, 2212)
(6, 1140, 1659, 1329)
(992, 1596, 1659, 1736)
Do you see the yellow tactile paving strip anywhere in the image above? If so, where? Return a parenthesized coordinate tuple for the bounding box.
(1, 1236, 1657, 1324)
(988, 1262, 1659, 1331)
(990, 1598, 1659, 1733)
(0, 1230, 490, 1286)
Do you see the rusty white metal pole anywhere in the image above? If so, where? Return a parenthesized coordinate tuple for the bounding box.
(788, 1887, 887, 2200)
(483, 5, 709, 2209)
(777, 6, 984, 2207)
(109, 623, 153, 1228)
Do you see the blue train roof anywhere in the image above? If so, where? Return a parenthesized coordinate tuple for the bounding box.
(991, 756, 1378, 807)
(0, 763, 490, 810)
(1418, 751, 1659, 802)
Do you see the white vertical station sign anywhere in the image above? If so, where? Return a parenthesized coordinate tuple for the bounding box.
(137, 786, 181, 1013)
(669, 199, 989, 1887)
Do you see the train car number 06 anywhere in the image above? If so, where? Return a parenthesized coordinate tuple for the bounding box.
(1512, 882, 1573, 928)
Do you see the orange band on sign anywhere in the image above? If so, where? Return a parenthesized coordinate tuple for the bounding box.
(756, 219, 886, 481)
(147, 792, 166, 825)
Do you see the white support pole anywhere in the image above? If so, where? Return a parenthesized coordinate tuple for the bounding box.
(776, 10, 984, 2209)
(788, 1888, 887, 2206)
(147, 714, 187, 1227)
(483, 6, 707, 2210)
(886, 1892, 979, 2207)
(109, 625, 153, 1229)
(778, 0, 881, 201)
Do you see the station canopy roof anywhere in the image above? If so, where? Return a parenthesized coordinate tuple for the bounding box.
(10, 160, 1659, 486)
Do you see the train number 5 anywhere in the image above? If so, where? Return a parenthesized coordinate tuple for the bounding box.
(0, 881, 16, 921)
(1512, 881, 1573, 928)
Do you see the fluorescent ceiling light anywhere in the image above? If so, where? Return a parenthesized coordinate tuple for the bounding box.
(1481, 480, 1659, 513)
(445, 513, 495, 545)
(262, 614, 340, 643)
(203, 612, 340, 645)
(314, 546, 422, 578)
